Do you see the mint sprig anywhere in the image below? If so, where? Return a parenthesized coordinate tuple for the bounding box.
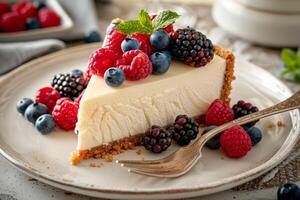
(116, 10, 180, 35)
(281, 47, 300, 83)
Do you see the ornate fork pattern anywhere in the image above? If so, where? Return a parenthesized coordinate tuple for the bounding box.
(116, 91, 300, 178)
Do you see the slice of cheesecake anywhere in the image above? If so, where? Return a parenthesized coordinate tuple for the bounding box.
(71, 46, 235, 165)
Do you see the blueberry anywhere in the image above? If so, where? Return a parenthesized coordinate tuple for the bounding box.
(26, 18, 40, 30)
(33, 1, 47, 9)
(246, 127, 262, 146)
(203, 125, 220, 150)
(160, 50, 172, 64)
(277, 183, 300, 200)
(150, 52, 171, 75)
(71, 69, 84, 77)
(35, 114, 56, 134)
(106, 23, 119, 34)
(121, 38, 140, 53)
(84, 31, 101, 43)
(16, 98, 34, 115)
(150, 30, 171, 50)
(24, 103, 48, 124)
(104, 67, 125, 87)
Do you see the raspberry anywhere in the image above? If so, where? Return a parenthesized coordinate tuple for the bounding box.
(88, 48, 119, 77)
(220, 125, 252, 158)
(52, 98, 79, 131)
(0, 2, 10, 16)
(13, 1, 37, 19)
(0, 12, 25, 32)
(117, 50, 152, 81)
(35, 87, 61, 112)
(84, 66, 93, 84)
(38, 8, 60, 28)
(131, 33, 153, 55)
(74, 92, 84, 105)
(205, 99, 234, 126)
(103, 29, 126, 58)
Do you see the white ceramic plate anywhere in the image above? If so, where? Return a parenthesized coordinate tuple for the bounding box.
(0, 0, 73, 42)
(0, 44, 299, 200)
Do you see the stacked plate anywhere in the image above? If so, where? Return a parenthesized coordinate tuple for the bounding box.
(213, 0, 300, 47)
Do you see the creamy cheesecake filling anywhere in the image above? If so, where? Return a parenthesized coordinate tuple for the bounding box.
(76, 55, 226, 150)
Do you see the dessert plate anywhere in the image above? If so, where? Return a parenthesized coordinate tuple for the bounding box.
(0, 44, 299, 200)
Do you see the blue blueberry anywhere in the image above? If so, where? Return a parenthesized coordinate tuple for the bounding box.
(24, 103, 48, 124)
(33, 1, 47, 10)
(71, 69, 84, 77)
(35, 114, 56, 134)
(16, 98, 34, 115)
(160, 50, 172, 64)
(84, 31, 101, 43)
(104, 67, 125, 87)
(26, 18, 40, 30)
(203, 125, 220, 150)
(246, 127, 262, 146)
(121, 38, 140, 53)
(150, 52, 171, 75)
(150, 30, 171, 50)
(106, 23, 119, 34)
(277, 183, 300, 200)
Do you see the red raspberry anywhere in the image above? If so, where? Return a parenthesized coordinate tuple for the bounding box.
(0, 2, 10, 16)
(74, 92, 84, 105)
(103, 29, 126, 58)
(149, 14, 174, 33)
(131, 33, 153, 55)
(220, 125, 252, 158)
(88, 48, 118, 77)
(38, 8, 60, 28)
(52, 98, 79, 131)
(84, 66, 93, 84)
(13, 1, 37, 19)
(35, 87, 61, 112)
(117, 50, 152, 81)
(0, 12, 25, 32)
(205, 99, 234, 126)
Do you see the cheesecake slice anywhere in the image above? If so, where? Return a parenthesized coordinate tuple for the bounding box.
(71, 46, 235, 164)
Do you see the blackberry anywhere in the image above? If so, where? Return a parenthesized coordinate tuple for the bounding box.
(143, 125, 173, 153)
(171, 27, 214, 67)
(51, 73, 86, 100)
(232, 100, 259, 128)
(169, 115, 200, 146)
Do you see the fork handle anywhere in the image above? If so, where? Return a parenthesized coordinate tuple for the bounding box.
(193, 91, 300, 149)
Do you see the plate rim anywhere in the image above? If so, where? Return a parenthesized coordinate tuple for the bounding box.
(0, 44, 299, 198)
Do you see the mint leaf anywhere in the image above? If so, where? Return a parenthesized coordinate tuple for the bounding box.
(116, 20, 152, 35)
(152, 10, 180, 30)
(282, 48, 297, 70)
(138, 9, 153, 33)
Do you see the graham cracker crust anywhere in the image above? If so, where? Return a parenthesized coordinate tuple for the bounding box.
(71, 46, 235, 165)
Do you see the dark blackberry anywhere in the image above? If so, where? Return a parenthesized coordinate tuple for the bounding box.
(51, 73, 86, 100)
(171, 27, 214, 67)
(232, 100, 259, 129)
(169, 115, 200, 146)
(143, 125, 173, 153)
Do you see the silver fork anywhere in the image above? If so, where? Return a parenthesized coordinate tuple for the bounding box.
(116, 91, 300, 178)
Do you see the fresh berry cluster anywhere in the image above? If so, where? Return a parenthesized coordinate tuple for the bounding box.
(16, 69, 87, 134)
(87, 10, 214, 87)
(0, 0, 60, 32)
(202, 99, 262, 159)
(143, 126, 173, 153)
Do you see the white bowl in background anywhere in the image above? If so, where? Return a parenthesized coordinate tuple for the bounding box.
(237, 0, 300, 13)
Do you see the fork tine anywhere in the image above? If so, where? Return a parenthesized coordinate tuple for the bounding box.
(116, 159, 162, 165)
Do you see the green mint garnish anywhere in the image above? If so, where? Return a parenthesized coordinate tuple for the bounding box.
(281, 47, 300, 83)
(116, 9, 180, 35)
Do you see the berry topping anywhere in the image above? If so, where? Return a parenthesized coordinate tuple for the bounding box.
(205, 99, 234, 126)
(202, 125, 220, 150)
(150, 52, 171, 75)
(117, 50, 152, 81)
(74, 91, 84, 105)
(33, 1, 47, 10)
(24, 102, 48, 124)
(103, 29, 126, 57)
(13, 1, 37, 19)
(160, 50, 172, 63)
(88, 48, 118, 77)
(0, 2, 10, 16)
(232, 100, 259, 128)
(26, 17, 40, 29)
(171, 27, 214, 67)
(277, 182, 300, 200)
(131, 33, 153, 55)
(38, 8, 60, 28)
(16, 98, 34, 115)
(51, 73, 86, 100)
(84, 66, 93, 84)
(169, 115, 200, 146)
(121, 38, 140, 53)
(104, 67, 125, 87)
(35, 87, 61, 112)
(220, 125, 252, 158)
(84, 31, 101, 43)
(35, 114, 56, 134)
(143, 125, 173, 153)
(150, 30, 171, 50)
(52, 98, 79, 131)
(0, 12, 25, 32)
(71, 69, 84, 78)
(246, 126, 262, 146)
(149, 14, 174, 33)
